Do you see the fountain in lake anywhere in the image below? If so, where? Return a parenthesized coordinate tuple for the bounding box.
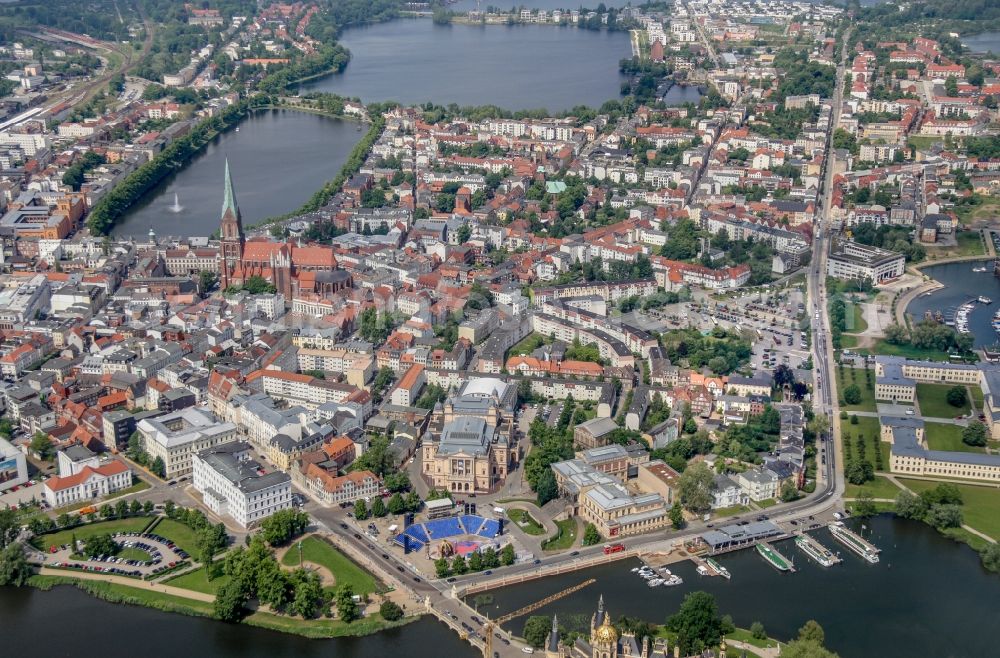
(168, 193, 183, 213)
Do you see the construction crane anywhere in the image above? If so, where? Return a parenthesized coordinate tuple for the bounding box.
(480, 579, 598, 656)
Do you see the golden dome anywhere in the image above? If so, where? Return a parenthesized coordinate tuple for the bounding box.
(594, 618, 618, 644)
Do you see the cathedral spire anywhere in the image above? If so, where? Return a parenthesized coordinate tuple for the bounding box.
(221, 158, 240, 223)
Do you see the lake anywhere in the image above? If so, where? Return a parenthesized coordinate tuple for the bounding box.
(0, 584, 476, 658)
(113, 109, 361, 238)
(301, 20, 631, 111)
(962, 31, 1000, 54)
(481, 516, 999, 657)
(905, 261, 1000, 348)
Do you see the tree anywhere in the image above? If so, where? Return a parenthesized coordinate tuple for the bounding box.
(535, 469, 559, 506)
(468, 550, 483, 572)
(501, 543, 516, 566)
(926, 504, 963, 530)
(894, 491, 927, 520)
(851, 493, 877, 518)
(214, 579, 248, 622)
(0, 543, 33, 587)
(260, 509, 310, 546)
(981, 543, 1000, 573)
(85, 533, 119, 558)
(256, 562, 292, 610)
(780, 480, 800, 502)
(387, 493, 406, 515)
(678, 462, 715, 513)
(798, 620, 825, 645)
(845, 460, 874, 485)
(0, 509, 18, 548)
(380, 600, 404, 621)
(199, 270, 218, 293)
(780, 640, 840, 658)
(451, 555, 468, 575)
(30, 432, 54, 461)
(669, 501, 685, 530)
(335, 584, 359, 622)
(946, 386, 968, 408)
(435, 557, 451, 578)
(354, 499, 369, 521)
(666, 591, 724, 655)
(582, 523, 601, 546)
(150, 456, 166, 478)
(962, 421, 988, 447)
(843, 385, 862, 406)
(371, 496, 386, 518)
(523, 615, 552, 648)
(291, 570, 325, 618)
(750, 621, 767, 640)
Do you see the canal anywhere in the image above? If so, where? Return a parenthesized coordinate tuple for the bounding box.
(113, 109, 361, 238)
(0, 584, 477, 658)
(478, 516, 998, 657)
(904, 261, 1000, 349)
(301, 20, 632, 111)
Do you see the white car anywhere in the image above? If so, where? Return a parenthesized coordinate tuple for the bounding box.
(522, 649, 535, 655)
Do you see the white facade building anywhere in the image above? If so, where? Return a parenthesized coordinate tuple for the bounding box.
(192, 441, 292, 528)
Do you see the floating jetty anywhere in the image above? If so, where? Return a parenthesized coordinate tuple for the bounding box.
(794, 533, 842, 567)
(755, 542, 794, 572)
(705, 557, 731, 579)
(829, 522, 880, 563)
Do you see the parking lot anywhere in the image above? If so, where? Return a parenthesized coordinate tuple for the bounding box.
(40, 531, 190, 579)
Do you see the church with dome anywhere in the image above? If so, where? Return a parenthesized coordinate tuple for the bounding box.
(543, 596, 731, 658)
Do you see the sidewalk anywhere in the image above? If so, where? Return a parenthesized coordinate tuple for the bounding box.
(38, 566, 215, 602)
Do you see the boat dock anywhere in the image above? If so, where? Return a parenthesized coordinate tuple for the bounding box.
(755, 542, 795, 572)
(794, 533, 842, 567)
(829, 522, 880, 564)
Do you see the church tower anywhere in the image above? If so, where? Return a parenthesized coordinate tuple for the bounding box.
(219, 158, 244, 289)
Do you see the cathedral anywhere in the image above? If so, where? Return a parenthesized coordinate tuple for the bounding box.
(218, 160, 341, 299)
(544, 596, 730, 658)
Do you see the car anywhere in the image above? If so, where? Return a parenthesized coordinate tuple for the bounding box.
(381, 553, 389, 559)
(533, 559, 541, 565)
(522, 648, 535, 654)
(483, 570, 493, 575)
(447, 577, 457, 583)
(413, 577, 421, 583)
(353, 533, 362, 540)
(570, 551, 579, 556)
(396, 565, 405, 573)
(471, 616, 482, 625)
(340, 523, 348, 530)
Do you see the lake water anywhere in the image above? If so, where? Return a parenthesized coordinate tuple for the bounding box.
(302, 20, 631, 111)
(482, 516, 999, 657)
(962, 31, 1000, 54)
(905, 261, 1000, 348)
(113, 109, 361, 238)
(0, 584, 476, 658)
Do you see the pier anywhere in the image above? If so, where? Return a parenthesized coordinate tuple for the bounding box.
(829, 522, 880, 563)
(794, 533, 842, 567)
(756, 542, 795, 572)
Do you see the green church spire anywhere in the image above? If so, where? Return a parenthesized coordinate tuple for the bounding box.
(221, 158, 240, 221)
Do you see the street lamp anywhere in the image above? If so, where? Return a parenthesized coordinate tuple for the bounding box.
(298, 540, 303, 568)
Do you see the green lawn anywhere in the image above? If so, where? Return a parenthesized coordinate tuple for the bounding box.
(756, 498, 778, 509)
(712, 504, 750, 518)
(32, 517, 155, 551)
(166, 567, 231, 594)
(970, 385, 985, 408)
(955, 231, 987, 256)
(840, 334, 860, 349)
(917, 383, 971, 418)
(865, 340, 954, 362)
(924, 422, 984, 453)
(842, 415, 888, 473)
(844, 303, 868, 334)
(899, 479, 1000, 540)
(843, 475, 902, 500)
(508, 509, 545, 535)
(31, 575, 215, 617)
(279, 535, 380, 595)
(118, 547, 153, 562)
(508, 332, 551, 356)
(149, 518, 203, 556)
(907, 135, 942, 151)
(836, 369, 877, 412)
(541, 519, 578, 551)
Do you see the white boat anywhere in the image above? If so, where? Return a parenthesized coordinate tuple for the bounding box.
(647, 578, 664, 587)
(658, 567, 672, 575)
(630, 567, 640, 572)
(980, 296, 993, 304)
(696, 565, 710, 576)
(973, 267, 988, 273)
(663, 575, 683, 586)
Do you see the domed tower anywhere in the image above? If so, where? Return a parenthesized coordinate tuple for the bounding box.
(592, 616, 618, 658)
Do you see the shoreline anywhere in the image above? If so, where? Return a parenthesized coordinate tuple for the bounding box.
(27, 574, 419, 640)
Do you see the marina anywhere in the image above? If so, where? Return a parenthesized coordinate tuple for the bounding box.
(794, 533, 842, 567)
(907, 261, 1000, 348)
(756, 542, 795, 572)
(829, 522, 880, 564)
